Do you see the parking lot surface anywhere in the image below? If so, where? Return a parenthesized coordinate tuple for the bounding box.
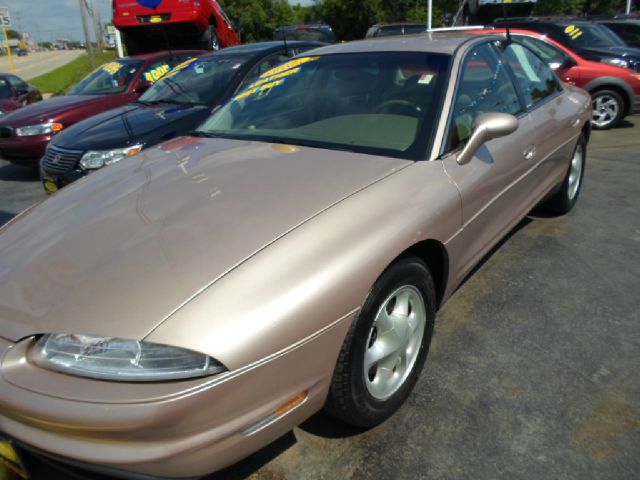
(1, 118, 639, 480)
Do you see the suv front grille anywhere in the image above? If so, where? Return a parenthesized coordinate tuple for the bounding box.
(42, 146, 83, 175)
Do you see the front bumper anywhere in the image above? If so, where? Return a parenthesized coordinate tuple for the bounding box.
(115, 9, 208, 30)
(0, 135, 51, 166)
(0, 313, 352, 479)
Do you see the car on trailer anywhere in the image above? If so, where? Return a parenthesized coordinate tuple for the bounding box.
(113, 0, 241, 53)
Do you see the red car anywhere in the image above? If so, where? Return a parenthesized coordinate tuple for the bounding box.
(0, 74, 43, 117)
(471, 28, 640, 129)
(0, 50, 200, 167)
(113, 0, 241, 53)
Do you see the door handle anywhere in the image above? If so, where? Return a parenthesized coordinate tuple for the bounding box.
(571, 117, 580, 128)
(524, 145, 536, 161)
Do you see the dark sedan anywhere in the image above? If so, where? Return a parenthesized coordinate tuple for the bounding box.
(41, 41, 323, 193)
(0, 74, 42, 117)
(0, 50, 202, 168)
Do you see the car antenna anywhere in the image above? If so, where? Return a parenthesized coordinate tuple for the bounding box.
(501, 0, 512, 44)
(282, 27, 290, 56)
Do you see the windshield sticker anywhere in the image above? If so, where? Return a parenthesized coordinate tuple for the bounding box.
(258, 56, 319, 79)
(144, 64, 171, 83)
(163, 57, 198, 80)
(101, 62, 124, 75)
(564, 25, 583, 40)
(232, 56, 319, 102)
(249, 67, 301, 89)
(234, 79, 285, 101)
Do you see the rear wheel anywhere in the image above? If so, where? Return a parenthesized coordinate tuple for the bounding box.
(325, 257, 436, 427)
(541, 134, 586, 215)
(591, 89, 624, 130)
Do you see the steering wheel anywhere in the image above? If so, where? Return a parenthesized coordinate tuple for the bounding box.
(375, 99, 421, 116)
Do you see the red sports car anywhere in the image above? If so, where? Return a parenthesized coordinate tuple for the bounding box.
(470, 28, 640, 129)
(113, 0, 241, 53)
(0, 50, 201, 167)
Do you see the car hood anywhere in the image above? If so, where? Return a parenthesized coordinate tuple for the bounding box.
(0, 137, 409, 342)
(53, 103, 212, 151)
(579, 45, 640, 60)
(0, 95, 116, 127)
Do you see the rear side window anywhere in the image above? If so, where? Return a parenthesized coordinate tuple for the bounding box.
(445, 43, 522, 152)
(503, 43, 563, 109)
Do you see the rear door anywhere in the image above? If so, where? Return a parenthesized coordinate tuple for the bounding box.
(502, 42, 579, 199)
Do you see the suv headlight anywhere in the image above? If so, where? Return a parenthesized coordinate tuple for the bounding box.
(79, 144, 142, 170)
(601, 57, 629, 69)
(15, 122, 64, 136)
(28, 334, 227, 382)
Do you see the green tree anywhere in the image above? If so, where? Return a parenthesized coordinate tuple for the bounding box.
(224, 0, 295, 42)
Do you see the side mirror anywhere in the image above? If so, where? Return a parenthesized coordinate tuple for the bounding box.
(456, 113, 518, 166)
(549, 57, 577, 71)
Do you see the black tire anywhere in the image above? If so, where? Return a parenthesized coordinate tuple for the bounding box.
(542, 134, 586, 215)
(201, 24, 220, 51)
(325, 257, 436, 427)
(591, 89, 624, 130)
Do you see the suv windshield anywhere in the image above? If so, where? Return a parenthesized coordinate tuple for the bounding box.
(197, 52, 451, 160)
(275, 26, 337, 43)
(375, 25, 428, 37)
(555, 23, 625, 48)
(69, 60, 144, 95)
(139, 55, 248, 106)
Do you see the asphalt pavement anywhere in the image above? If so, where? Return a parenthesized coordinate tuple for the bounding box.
(0, 50, 84, 80)
(0, 118, 639, 480)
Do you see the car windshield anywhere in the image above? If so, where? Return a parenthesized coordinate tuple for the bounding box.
(138, 55, 246, 106)
(556, 23, 626, 48)
(275, 27, 336, 43)
(68, 59, 144, 95)
(197, 52, 451, 160)
(0, 79, 10, 98)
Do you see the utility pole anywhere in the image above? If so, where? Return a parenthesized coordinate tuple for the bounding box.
(91, 0, 103, 51)
(79, 0, 94, 65)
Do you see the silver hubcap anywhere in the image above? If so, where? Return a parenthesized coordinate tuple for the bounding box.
(592, 95, 619, 128)
(568, 143, 583, 201)
(364, 285, 426, 401)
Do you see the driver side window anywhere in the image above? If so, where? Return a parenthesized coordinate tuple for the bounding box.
(445, 43, 522, 152)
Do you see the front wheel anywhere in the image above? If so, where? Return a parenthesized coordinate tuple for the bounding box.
(591, 89, 624, 130)
(325, 257, 436, 427)
(541, 134, 586, 215)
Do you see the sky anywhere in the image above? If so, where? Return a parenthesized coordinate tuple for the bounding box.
(1, 0, 315, 43)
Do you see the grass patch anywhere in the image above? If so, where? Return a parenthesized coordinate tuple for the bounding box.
(28, 51, 118, 96)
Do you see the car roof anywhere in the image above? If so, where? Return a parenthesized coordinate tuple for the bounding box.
(211, 41, 327, 56)
(308, 33, 480, 56)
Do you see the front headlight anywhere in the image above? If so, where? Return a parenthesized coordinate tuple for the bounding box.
(28, 334, 227, 381)
(601, 57, 629, 69)
(79, 144, 143, 170)
(15, 122, 64, 136)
